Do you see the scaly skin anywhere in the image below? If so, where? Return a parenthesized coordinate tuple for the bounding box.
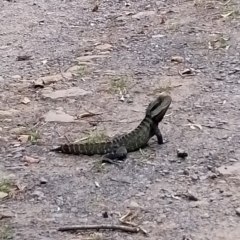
(50, 93, 172, 162)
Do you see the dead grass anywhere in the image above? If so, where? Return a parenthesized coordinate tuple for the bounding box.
(154, 79, 172, 95)
(93, 160, 105, 172)
(109, 76, 128, 93)
(14, 127, 41, 143)
(0, 226, 13, 240)
(85, 130, 110, 144)
(77, 65, 88, 77)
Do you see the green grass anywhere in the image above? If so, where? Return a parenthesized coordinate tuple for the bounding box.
(0, 179, 12, 194)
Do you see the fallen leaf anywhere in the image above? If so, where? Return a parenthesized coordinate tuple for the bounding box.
(185, 123, 203, 130)
(0, 192, 8, 199)
(17, 135, 29, 143)
(16, 55, 32, 61)
(23, 156, 40, 163)
(179, 68, 195, 77)
(21, 97, 31, 104)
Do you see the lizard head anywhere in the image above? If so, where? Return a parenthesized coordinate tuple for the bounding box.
(146, 92, 172, 123)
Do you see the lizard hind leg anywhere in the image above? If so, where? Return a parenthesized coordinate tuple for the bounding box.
(101, 146, 127, 164)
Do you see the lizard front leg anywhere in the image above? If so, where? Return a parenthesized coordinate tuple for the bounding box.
(152, 124, 167, 145)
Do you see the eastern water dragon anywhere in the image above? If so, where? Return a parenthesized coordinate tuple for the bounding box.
(50, 93, 172, 163)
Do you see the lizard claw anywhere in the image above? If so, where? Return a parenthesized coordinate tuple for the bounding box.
(158, 139, 169, 145)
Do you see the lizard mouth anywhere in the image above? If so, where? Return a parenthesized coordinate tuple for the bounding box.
(150, 93, 172, 123)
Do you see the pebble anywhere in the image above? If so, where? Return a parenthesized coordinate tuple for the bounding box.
(236, 208, 240, 216)
(102, 211, 108, 218)
(11, 75, 22, 79)
(191, 174, 199, 181)
(177, 149, 188, 158)
(32, 190, 44, 198)
(201, 213, 210, 218)
(71, 207, 78, 213)
(222, 191, 232, 197)
(40, 177, 48, 184)
(128, 201, 142, 209)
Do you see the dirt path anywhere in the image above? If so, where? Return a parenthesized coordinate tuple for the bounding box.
(0, 0, 240, 239)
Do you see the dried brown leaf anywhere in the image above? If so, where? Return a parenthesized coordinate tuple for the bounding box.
(23, 156, 40, 164)
(17, 135, 29, 143)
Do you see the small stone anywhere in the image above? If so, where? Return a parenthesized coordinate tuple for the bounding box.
(222, 191, 232, 197)
(187, 191, 199, 201)
(0, 210, 14, 219)
(152, 34, 166, 38)
(20, 97, 31, 104)
(9, 127, 26, 135)
(229, 158, 238, 162)
(236, 208, 240, 216)
(11, 75, 22, 79)
(71, 207, 78, 213)
(44, 110, 76, 123)
(40, 177, 48, 184)
(191, 174, 199, 181)
(201, 213, 210, 218)
(76, 55, 109, 61)
(56, 196, 64, 206)
(207, 165, 213, 171)
(95, 43, 113, 51)
(177, 149, 188, 158)
(128, 201, 142, 209)
(0, 76, 5, 85)
(217, 163, 240, 176)
(171, 56, 184, 63)
(207, 172, 217, 179)
(42, 87, 91, 99)
(102, 211, 108, 218)
(136, 192, 145, 197)
(132, 11, 156, 19)
(0, 109, 19, 118)
(32, 190, 44, 198)
(183, 169, 189, 175)
(214, 74, 224, 81)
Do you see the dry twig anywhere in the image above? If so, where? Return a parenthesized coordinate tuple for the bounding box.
(57, 224, 140, 233)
